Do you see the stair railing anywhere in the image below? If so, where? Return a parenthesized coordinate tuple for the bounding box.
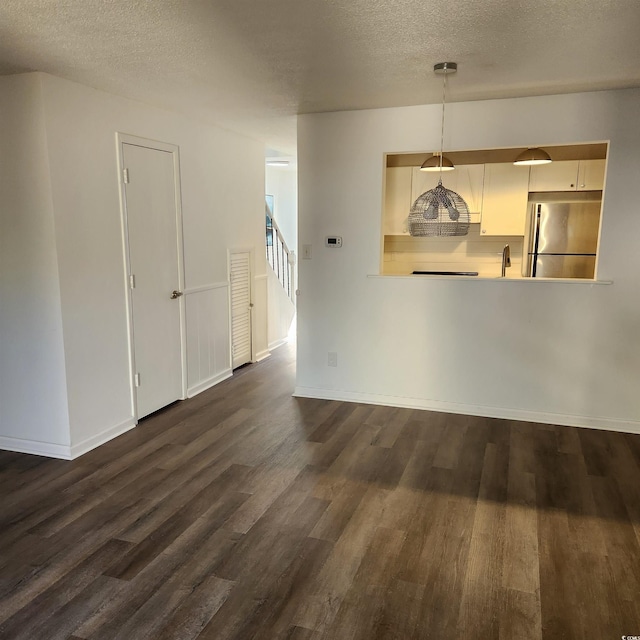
(266, 213, 295, 303)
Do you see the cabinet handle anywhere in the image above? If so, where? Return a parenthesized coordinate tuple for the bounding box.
(482, 229, 486, 234)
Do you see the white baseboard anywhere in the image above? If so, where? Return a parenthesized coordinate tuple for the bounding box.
(187, 369, 233, 398)
(254, 349, 271, 363)
(293, 386, 640, 435)
(0, 436, 73, 460)
(268, 337, 289, 351)
(70, 417, 137, 459)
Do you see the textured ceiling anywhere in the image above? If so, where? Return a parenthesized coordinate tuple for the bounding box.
(1, 0, 640, 153)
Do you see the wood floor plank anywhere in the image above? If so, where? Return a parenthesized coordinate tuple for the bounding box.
(370, 578, 424, 640)
(432, 419, 468, 469)
(502, 465, 539, 595)
(456, 442, 508, 639)
(0, 539, 131, 639)
(74, 502, 248, 639)
(105, 468, 253, 580)
(0, 343, 639, 639)
(292, 487, 391, 634)
(154, 574, 236, 640)
(326, 526, 406, 640)
(499, 588, 542, 640)
(28, 575, 125, 640)
(203, 536, 333, 640)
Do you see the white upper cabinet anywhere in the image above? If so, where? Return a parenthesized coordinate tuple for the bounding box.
(529, 159, 605, 192)
(383, 166, 412, 235)
(480, 163, 531, 236)
(411, 164, 485, 222)
(383, 156, 605, 238)
(577, 159, 606, 191)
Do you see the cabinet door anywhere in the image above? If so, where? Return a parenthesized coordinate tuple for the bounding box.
(454, 164, 485, 218)
(411, 165, 484, 222)
(384, 167, 412, 235)
(529, 161, 579, 191)
(481, 163, 530, 236)
(577, 159, 606, 191)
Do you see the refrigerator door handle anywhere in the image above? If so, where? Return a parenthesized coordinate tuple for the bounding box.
(531, 204, 542, 277)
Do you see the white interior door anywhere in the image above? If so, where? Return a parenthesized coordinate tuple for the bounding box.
(230, 252, 252, 369)
(122, 142, 184, 418)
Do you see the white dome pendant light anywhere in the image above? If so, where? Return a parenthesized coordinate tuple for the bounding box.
(513, 147, 552, 165)
(409, 62, 471, 237)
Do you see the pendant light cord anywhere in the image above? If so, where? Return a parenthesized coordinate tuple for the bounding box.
(439, 70, 447, 177)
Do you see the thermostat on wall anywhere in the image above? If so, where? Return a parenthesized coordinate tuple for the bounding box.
(325, 236, 342, 248)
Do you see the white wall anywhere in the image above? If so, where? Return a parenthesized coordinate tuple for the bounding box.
(267, 268, 296, 350)
(265, 163, 297, 350)
(0, 74, 71, 454)
(265, 165, 297, 253)
(296, 89, 640, 433)
(0, 72, 267, 458)
(37, 73, 267, 453)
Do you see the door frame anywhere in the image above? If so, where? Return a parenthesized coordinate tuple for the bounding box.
(227, 247, 256, 366)
(115, 132, 188, 420)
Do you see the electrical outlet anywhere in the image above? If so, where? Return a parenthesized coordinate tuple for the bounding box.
(328, 352, 338, 367)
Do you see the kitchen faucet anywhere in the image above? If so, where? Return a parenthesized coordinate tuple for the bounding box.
(501, 244, 511, 277)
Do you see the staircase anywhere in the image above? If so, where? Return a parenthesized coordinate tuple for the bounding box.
(266, 211, 295, 302)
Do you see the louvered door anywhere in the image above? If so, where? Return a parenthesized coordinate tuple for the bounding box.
(230, 252, 252, 369)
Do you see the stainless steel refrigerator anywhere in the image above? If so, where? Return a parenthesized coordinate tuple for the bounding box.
(526, 201, 601, 278)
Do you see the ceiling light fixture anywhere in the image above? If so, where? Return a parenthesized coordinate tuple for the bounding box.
(409, 62, 471, 237)
(420, 62, 457, 172)
(420, 153, 454, 171)
(513, 148, 552, 166)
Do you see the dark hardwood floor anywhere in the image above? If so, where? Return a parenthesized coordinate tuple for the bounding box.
(1, 342, 640, 639)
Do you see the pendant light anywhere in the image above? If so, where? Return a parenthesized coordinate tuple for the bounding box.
(420, 153, 454, 171)
(409, 62, 471, 237)
(420, 62, 457, 172)
(513, 148, 552, 165)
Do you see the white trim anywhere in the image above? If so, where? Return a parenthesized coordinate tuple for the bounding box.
(184, 282, 229, 295)
(254, 273, 268, 281)
(115, 134, 138, 419)
(187, 369, 233, 397)
(268, 337, 289, 351)
(255, 349, 272, 362)
(293, 386, 640, 435)
(115, 133, 180, 154)
(70, 417, 137, 459)
(0, 436, 73, 460)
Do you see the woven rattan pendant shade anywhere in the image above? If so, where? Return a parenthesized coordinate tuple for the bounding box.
(409, 62, 470, 237)
(409, 180, 470, 237)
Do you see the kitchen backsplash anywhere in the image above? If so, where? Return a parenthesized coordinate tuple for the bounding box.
(383, 225, 524, 278)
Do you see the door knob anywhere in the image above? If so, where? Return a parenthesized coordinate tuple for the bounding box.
(170, 290, 183, 299)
